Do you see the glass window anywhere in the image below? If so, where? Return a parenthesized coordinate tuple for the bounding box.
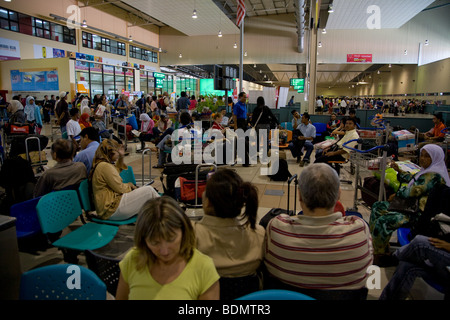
(92, 34, 102, 51)
(104, 72, 116, 99)
(8, 11, 17, 22)
(76, 70, 90, 96)
(0, 9, 8, 19)
(115, 67, 125, 93)
(90, 71, 104, 97)
(117, 42, 125, 56)
(0, 18, 8, 30)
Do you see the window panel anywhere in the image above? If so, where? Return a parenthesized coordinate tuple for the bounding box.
(9, 21, 18, 31)
(8, 11, 17, 21)
(0, 18, 9, 30)
(0, 9, 8, 19)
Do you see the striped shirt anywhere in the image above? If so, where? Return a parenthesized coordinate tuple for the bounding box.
(264, 212, 373, 290)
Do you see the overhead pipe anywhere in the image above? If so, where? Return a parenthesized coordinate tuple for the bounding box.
(297, 0, 306, 53)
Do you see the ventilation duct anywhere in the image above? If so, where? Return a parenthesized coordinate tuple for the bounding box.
(297, 0, 306, 53)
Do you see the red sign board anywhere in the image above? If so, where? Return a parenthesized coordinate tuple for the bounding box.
(347, 54, 372, 63)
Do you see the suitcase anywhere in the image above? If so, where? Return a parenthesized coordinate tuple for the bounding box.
(361, 176, 395, 207)
(259, 174, 298, 229)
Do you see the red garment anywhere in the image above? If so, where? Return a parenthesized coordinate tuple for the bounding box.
(79, 113, 92, 128)
(189, 99, 197, 110)
(212, 121, 224, 131)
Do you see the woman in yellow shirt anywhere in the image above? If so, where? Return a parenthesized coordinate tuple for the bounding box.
(116, 196, 220, 300)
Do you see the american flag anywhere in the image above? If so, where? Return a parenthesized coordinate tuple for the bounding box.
(236, 0, 245, 27)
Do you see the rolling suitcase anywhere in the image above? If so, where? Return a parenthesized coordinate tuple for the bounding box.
(259, 174, 298, 229)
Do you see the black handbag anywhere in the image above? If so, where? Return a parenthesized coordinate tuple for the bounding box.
(387, 196, 420, 215)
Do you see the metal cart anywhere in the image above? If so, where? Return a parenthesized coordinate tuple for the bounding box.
(343, 138, 390, 212)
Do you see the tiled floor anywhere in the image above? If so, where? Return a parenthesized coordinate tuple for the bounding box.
(13, 120, 446, 300)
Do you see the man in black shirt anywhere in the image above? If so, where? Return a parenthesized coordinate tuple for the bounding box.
(55, 91, 69, 134)
(176, 91, 190, 112)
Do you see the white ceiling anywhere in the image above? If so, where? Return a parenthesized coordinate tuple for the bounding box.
(326, 0, 436, 29)
(121, 0, 240, 36)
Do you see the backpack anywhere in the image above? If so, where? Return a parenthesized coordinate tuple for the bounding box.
(269, 159, 292, 181)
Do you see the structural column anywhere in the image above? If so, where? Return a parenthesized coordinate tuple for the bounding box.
(307, 0, 319, 114)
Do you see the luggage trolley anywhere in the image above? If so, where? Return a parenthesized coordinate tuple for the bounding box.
(140, 148, 154, 186)
(184, 164, 217, 220)
(112, 115, 129, 150)
(343, 139, 390, 212)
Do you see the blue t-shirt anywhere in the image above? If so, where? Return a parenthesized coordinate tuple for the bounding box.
(233, 101, 247, 119)
(74, 141, 100, 174)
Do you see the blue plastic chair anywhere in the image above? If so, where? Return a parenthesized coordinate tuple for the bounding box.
(313, 122, 327, 138)
(78, 179, 137, 226)
(396, 228, 446, 295)
(236, 289, 315, 300)
(36, 190, 118, 254)
(10, 196, 42, 238)
(281, 122, 293, 131)
(120, 166, 137, 185)
(20, 264, 107, 300)
(397, 227, 412, 246)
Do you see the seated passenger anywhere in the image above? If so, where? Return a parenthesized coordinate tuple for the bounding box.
(137, 113, 155, 152)
(193, 169, 264, 278)
(418, 112, 446, 149)
(288, 112, 316, 167)
(314, 117, 359, 168)
(34, 139, 87, 197)
(78, 112, 92, 130)
(66, 107, 82, 148)
(370, 144, 450, 266)
(73, 126, 100, 175)
(90, 139, 160, 220)
(116, 196, 220, 300)
(326, 113, 340, 136)
(264, 163, 373, 294)
(379, 235, 450, 300)
(154, 112, 199, 168)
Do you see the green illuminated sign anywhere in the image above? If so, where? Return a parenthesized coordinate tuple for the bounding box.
(294, 85, 304, 90)
(290, 78, 305, 87)
(154, 72, 165, 89)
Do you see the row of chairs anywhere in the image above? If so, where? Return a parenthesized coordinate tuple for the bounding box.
(13, 167, 141, 300)
(10, 166, 139, 243)
(19, 262, 316, 300)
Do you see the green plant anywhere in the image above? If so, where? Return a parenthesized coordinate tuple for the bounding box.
(196, 94, 221, 113)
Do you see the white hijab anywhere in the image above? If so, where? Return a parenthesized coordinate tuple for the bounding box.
(409, 144, 450, 187)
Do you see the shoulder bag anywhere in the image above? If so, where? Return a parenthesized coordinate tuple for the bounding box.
(387, 196, 420, 215)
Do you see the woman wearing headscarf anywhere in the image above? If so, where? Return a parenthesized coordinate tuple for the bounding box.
(79, 113, 92, 130)
(90, 139, 160, 221)
(24, 96, 43, 133)
(370, 144, 450, 266)
(7, 99, 26, 124)
(137, 113, 155, 152)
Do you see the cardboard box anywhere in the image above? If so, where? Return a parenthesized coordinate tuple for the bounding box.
(392, 130, 415, 152)
(358, 129, 377, 139)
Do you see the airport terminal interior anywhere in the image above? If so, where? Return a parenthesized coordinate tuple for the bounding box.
(0, 0, 449, 302)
